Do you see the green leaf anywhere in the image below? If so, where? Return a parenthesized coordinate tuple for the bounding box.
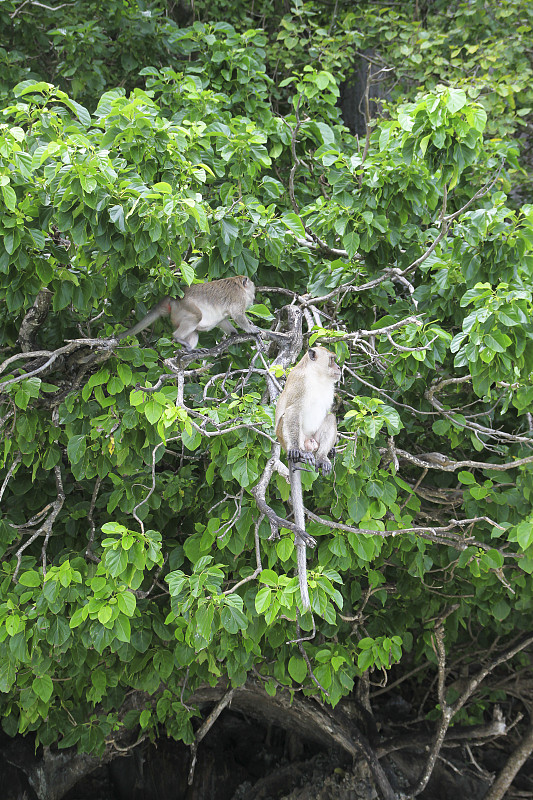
(281, 212, 306, 238)
(288, 656, 307, 683)
(276, 538, 294, 561)
(98, 605, 113, 625)
(2, 184, 16, 211)
(69, 607, 88, 629)
(117, 591, 137, 616)
(458, 471, 476, 485)
(18, 570, 41, 587)
(145, 400, 163, 425)
(67, 435, 87, 465)
(195, 603, 214, 643)
(33, 674, 53, 703)
(166, 570, 187, 596)
(140, 709, 152, 729)
(255, 586, 272, 613)
(109, 205, 126, 232)
(516, 521, 533, 551)
(220, 604, 248, 633)
(357, 649, 374, 671)
(114, 615, 131, 643)
(342, 231, 360, 259)
(446, 88, 467, 113)
(259, 569, 279, 587)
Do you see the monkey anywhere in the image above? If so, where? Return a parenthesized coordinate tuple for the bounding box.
(275, 346, 341, 475)
(274, 346, 341, 611)
(117, 276, 261, 349)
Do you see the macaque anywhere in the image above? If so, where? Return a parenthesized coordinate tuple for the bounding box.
(275, 346, 341, 475)
(117, 276, 260, 349)
(274, 346, 341, 612)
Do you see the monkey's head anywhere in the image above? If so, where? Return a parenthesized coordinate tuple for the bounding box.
(237, 275, 255, 306)
(308, 346, 341, 382)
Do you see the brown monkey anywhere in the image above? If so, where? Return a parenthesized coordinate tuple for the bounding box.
(275, 346, 341, 475)
(275, 346, 341, 612)
(118, 276, 260, 349)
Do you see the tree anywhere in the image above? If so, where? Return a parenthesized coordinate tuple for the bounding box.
(1, 2, 533, 798)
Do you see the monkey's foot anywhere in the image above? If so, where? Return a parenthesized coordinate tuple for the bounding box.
(288, 449, 315, 467)
(315, 457, 333, 476)
(295, 529, 317, 548)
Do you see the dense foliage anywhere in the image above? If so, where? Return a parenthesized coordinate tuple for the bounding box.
(1, 0, 533, 792)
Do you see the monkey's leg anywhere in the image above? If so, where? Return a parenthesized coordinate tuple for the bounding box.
(314, 413, 337, 475)
(172, 306, 202, 349)
(283, 407, 315, 467)
(289, 463, 311, 612)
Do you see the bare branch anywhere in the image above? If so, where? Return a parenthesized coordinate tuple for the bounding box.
(10, 0, 74, 17)
(391, 448, 533, 473)
(303, 508, 507, 554)
(410, 632, 533, 796)
(483, 721, 533, 800)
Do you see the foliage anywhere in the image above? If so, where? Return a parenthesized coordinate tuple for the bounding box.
(0, 0, 532, 773)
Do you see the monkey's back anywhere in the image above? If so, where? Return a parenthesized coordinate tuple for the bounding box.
(184, 277, 253, 311)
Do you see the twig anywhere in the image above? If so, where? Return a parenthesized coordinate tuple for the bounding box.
(86, 477, 102, 561)
(0, 454, 21, 505)
(222, 515, 263, 595)
(291, 615, 329, 696)
(13, 466, 65, 581)
(132, 443, 164, 534)
(41, 466, 65, 575)
(188, 688, 235, 785)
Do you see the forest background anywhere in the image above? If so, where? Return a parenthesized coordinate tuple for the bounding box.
(1, 0, 533, 798)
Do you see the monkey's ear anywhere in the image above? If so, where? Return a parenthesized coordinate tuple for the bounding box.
(308, 348, 317, 361)
(242, 277, 248, 287)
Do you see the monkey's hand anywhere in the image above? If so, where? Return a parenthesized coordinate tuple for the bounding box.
(288, 448, 315, 467)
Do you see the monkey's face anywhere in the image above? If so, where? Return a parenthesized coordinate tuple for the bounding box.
(308, 347, 342, 382)
(240, 276, 255, 306)
(328, 353, 342, 382)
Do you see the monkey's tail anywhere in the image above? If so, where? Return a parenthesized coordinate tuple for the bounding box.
(116, 299, 171, 340)
(289, 464, 311, 612)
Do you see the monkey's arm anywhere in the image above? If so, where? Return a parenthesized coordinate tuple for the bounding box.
(314, 413, 337, 475)
(231, 312, 262, 335)
(217, 318, 239, 335)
